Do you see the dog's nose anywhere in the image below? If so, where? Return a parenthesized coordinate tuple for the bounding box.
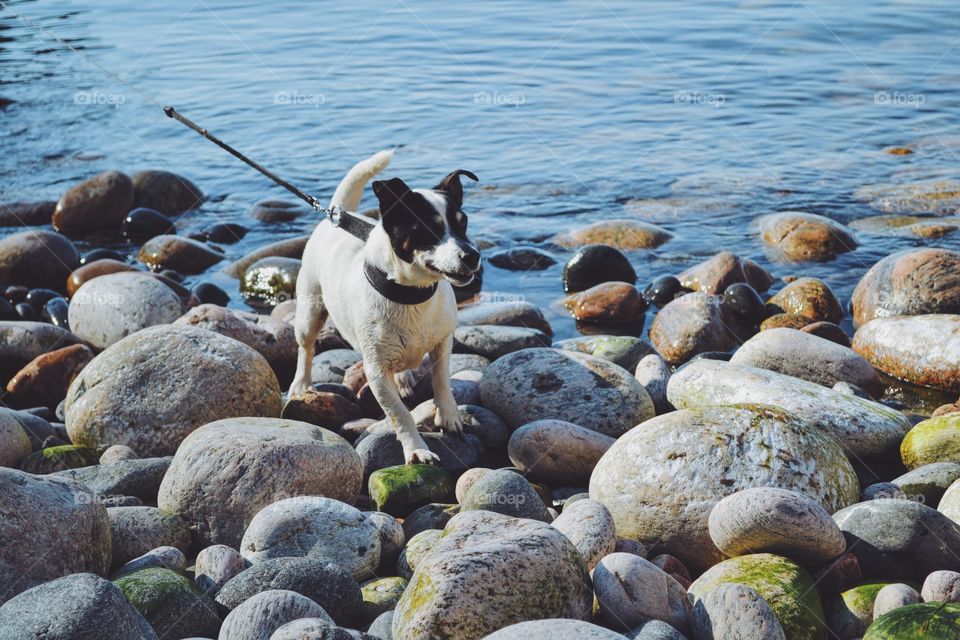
(462, 245, 481, 271)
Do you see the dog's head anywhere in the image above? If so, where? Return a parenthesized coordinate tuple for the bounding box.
(371, 169, 481, 286)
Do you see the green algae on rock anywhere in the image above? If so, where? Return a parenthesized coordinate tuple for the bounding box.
(368, 464, 454, 517)
(113, 567, 220, 638)
(864, 602, 960, 639)
(901, 414, 960, 470)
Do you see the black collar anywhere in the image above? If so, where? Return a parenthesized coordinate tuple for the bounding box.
(364, 262, 438, 305)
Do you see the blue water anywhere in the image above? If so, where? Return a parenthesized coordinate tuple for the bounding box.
(2, 0, 960, 339)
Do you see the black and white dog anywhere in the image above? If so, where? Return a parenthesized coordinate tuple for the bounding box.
(289, 150, 481, 464)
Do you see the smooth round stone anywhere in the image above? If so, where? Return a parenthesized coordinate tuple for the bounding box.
(891, 462, 960, 504)
(921, 570, 960, 602)
(66, 259, 137, 297)
(281, 390, 361, 429)
(68, 273, 183, 349)
(853, 314, 960, 393)
(52, 456, 170, 502)
(553, 219, 672, 251)
(691, 582, 786, 640)
(138, 235, 223, 274)
(667, 358, 911, 458)
(194, 544, 248, 595)
(365, 511, 405, 571)
(561, 244, 636, 293)
(44, 296, 69, 327)
(479, 348, 654, 437)
(25, 287, 60, 313)
(361, 576, 407, 621)
(756, 211, 857, 262)
(507, 419, 615, 486)
(122, 207, 176, 241)
(649, 292, 736, 365)
(939, 477, 960, 524)
(625, 620, 687, 640)
(550, 499, 616, 570)
(834, 499, 960, 580)
(311, 349, 363, 384)
(678, 251, 773, 295)
(642, 275, 684, 307)
(113, 567, 220, 637)
(863, 602, 960, 639)
(0, 296, 15, 321)
(270, 618, 348, 640)
(874, 583, 921, 618)
(0, 412, 30, 467)
(218, 589, 331, 640)
(20, 443, 97, 474)
(196, 222, 248, 244)
(730, 327, 882, 395)
(457, 301, 552, 336)
(0, 199, 56, 226)
(481, 619, 627, 639)
(689, 553, 825, 640)
(634, 353, 671, 414)
(131, 169, 203, 215)
(224, 235, 309, 279)
(53, 170, 134, 235)
(368, 464, 454, 517)
(901, 414, 960, 469)
(456, 468, 492, 503)
(708, 487, 847, 567)
(397, 529, 443, 579)
(392, 510, 592, 639)
(80, 248, 127, 265)
(192, 281, 230, 306)
(460, 469, 551, 522)
(829, 581, 894, 637)
(215, 557, 361, 627)
(240, 497, 380, 579)
(250, 199, 309, 223)
(766, 277, 843, 323)
(14, 302, 36, 320)
(487, 246, 556, 271)
(107, 506, 190, 569)
(590, 404, 859, 571)
(0, 468, 111, 604)
(241, 256, 301, 308)
(722, 282, 766, 324)
(356, 430, 483, 476)
(113, 545, 186, 578)
(555, 335, 653, 371)
(760, 312, 813, 330)
(851, 248, 960, 328)
(159, 417, 361, 548)
(594, 553, 690, 632)
(0, 230, 80, 290)
(798, 321, 849, 348)
(368, 611, 394, 639)
(862, 482, 906, 501)
(562, 282, 647, 328)
(6, 342, 94, 409)
(453, 324, 551, 360)
(65, 324, 281, 456)
(0, 573, 157, 640)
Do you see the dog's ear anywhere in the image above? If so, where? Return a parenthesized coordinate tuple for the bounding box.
(372, 177, 412, 216)
(434, 169, 478, 211)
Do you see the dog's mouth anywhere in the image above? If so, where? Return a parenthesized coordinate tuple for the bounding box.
(424, 260, 476, 287)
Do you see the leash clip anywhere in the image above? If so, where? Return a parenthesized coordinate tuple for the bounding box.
(327, 205, 344, 227)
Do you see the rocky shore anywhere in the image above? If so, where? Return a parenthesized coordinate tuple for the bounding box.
(1, 169, 960, 639)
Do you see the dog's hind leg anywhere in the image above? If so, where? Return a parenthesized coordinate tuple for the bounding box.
(366, 361, 440, 465)
(288, 269, 327, 398)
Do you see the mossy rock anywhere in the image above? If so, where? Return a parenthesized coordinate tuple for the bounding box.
(689, 553, 827, 640)
(19, 444, 99, 474)
(554, 335, 654, 371)
(368, 464, 454, 517)
(361, 576, 408, 622)
(113, 567, 221, 637)
(828, 581, 894, 638)
(901, 414, 960, 470)
(864, 602, 960, 639)
(240, 256, 301, 308)
(397, 529, 443, 580)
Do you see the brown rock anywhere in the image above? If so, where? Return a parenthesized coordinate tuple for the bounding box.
(66, 259, 137, 298)
(562, 282, 646, 327)
(813, 552, 862, 593)
(760, 313, 813, 331)
(131, 170, 203, 216)
(138, 235, 223, 274)
(651, 554, 692, 589)
(53, 171, 134, 235)
(6, 344, 94, 408)
(0, 200, 56, 227)
(800, 321, 851, 347)
(224, 235, 309, 279)
(767, 277, 843, 323)
(552, 219, 672, 250)
(280, 389, 362, 429)
(851, 248, 960, 328)
(649, 292, 736, 365)
(678, 251, 774, 295)
(0, 230, 80, 291)
(756, 211, 857, 262)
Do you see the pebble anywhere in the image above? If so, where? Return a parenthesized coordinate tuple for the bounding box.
(921, 570, 960, 602)
(552, 219, 672, 250)
(457, 300, 553, 336)
(507, 419, 615, 485)
(138, 235, 224, 273)
(80, 248, 127, 265)
(250, 199, 309, 223)
(900, 413, 960, 469)
(397, 529, 443, 579)
(158, 417, 362, 548)
(678, 251, 773, 295)
(482, 619, 628, 639)
(642, 275, 684, 307)
(453, 324, 551, 359)
(241, 256, 302, 307)
(487, 246, 556, 271)
(562, 244, 636, 293)
(550, 498, 616, 570)
(708, 487, 847, 567)
(766, 276, 843, 323)
(460, 469, 552, 522)
(65, 324, 280, 455)
(854, 179, 960, 215)
(861, 482, 906, 501)
(0, 412, 31, 467)
(853, 314, 960, 393)
(722, 281, 766, 324)
(691, 582, 786, 640)
(874, 583, 921, 618)
(479, 347, 654, 437)
(368, 464, 454, 517)
(456, 468, 492, 503)
(0, 230, 80, 291)
(218, 589, 331, 640)
(131, 169, 203, 215)
(107, 506, 191, 569)
(756, 211, 856, 262)
(43, 296, 69, 327)
(391, 510, 592, 639)
(0, 199, 56, 227)
(192, 281, 230, 306)
(556, 334, 653, 371)
(122, 207, 176, 241)
(194, 544, 248, 595)
(589, 404, 859, 571)
(224, 235, 309, 279)
(195, 221, 248, 244)
(648, 292, 737, 365)
(66, 259, 137, 297)
(53, 456, 170, 502)
(593, 552, 690, 632)
(562, 282, 647, 328)
(633, 353, 672, 414)
(367, 611, 393, 639)
(939, 476, 960, 524)
(53, 170, 134, 235)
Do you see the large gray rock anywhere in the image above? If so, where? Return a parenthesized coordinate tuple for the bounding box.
(158, 417, 362, 548)
(218, 589, 332, 640)
(460, 469, 551, 522)
(392, 510, 593, 639)
(507, 419, 615, 485)
(53, 456, 171, 502)
(481, 619, 627, 639)
(594, 552, 690, 632)
(730, 327, 882, 396)
(625, 621, 687, 640)
(891, 461, 960, 505)
(480, 348, 654, 437)
(68, 273, 184, 349)
(667, 358, 911, 458)
(65, 324, 281, 456)
(590, 404, 859, 571)
(107, 506, 191, 569)
(0, 469, 111, 604)
(240, 497, 380, 579)
(0, 573, 156, 640)
(454, 324, 551, 360)
(690, 582, 786, 640)
(195, 544, 248, 595)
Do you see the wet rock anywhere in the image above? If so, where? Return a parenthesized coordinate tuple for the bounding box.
(562, 282, 646, 327)
(113, 567, 221, 637)
(891, 462, 960, 504)
(138, 235, 224, 274)
(391, 510, 592, 639)
(488, 246, 556, 271)
(194, 544, 247, 595)
(562, 244, 636, 293)
(667, 359, 911, 458)
(311, 349, 362, 384)
(691, 582, 786, 640)
(921, 570, 960, 603)
(460, 469, 551, 522)
(131, 169, 203, 216)
(0, 573, 157, 640)
(708, 487, 847, 566)
(457, 300, 553, 336)
(678, 251, 773, 295)
(281, 390, 362, 429)
(900, 413, 960, 470)
(851, 213, 960, 239)
(369, 464, 454, 517)
(874, 583, 921, 619)
(689, 553, 825, 640)
(851, 248, 960, 327)
(53, 456, 170, 502)
(19, 444, 98, 474)
(0, 412, 31, 467)
(648, 292, 737, 365)
(555, 335, 653, 371)
(479, 348, 654, 437)
(550, 498, 616, 570)
(722, 282, 766, 325)
(224, 235, 309, 279)
(220, 588, 331, 640)
(593, 552, 690, 632)
(0, 468, 111, 604)
(756, 211, 856, 262)
(0, 230, 80, 290)
(553, 219, 672, 250)
(250, 199, 309, 223)
(241, 256, 301, 308)
(760, 312, 812, 330)
(195, 221, 248, 244)
(731, 327, 882, 395)
(642, 275, 685, 308)
(801, 320, 851, 347)
(507, 419, 615, 485)
(66, 259, 137, 297)
(766, 277, 843, 323)
(122, 207, 176, 241)
(453, 324, 551, 359)
(107, 506, 190, 569)
(634, 353, 672, 414)
(854, 179, 960, 216)
(853, 314, 960, 393)
(0, 200, 56, 226)
(192, 281, 230, 306)
(53, 170, 134, 235)
(158, 417, 362, 548)
(589, 404, 859, 571)
(44, 296, 69, 328)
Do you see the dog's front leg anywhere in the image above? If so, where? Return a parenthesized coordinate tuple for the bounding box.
(430, 336, 463, 435)
(365, 362, 440, 465)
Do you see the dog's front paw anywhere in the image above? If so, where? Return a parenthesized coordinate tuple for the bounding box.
(406, 447, 440, 465)
(287, 380, 312, 399)
(434, 407, 463, 436)
(394, 370, 418, 397)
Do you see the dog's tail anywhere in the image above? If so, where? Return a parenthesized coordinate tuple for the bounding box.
(328, 149, 394, 213)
